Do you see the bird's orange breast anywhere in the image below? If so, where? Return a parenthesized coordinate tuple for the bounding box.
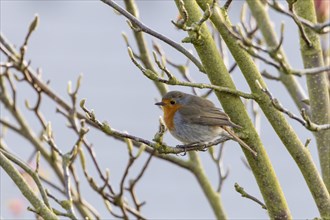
(163, 104, 182, 131)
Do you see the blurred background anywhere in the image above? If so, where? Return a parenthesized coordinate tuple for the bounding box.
(1, 1, 325, 219)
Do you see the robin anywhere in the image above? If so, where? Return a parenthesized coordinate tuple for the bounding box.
(155, 91, 257, 156)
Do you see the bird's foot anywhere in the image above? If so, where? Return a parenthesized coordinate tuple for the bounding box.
(176, 142, 208, 154)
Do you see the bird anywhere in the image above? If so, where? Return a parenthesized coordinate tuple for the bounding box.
(155, 91, 257, 156)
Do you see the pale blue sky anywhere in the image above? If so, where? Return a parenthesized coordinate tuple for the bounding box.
(1, 1, 322, 219)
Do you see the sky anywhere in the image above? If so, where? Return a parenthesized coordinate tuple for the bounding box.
(0, 1, 326, 219)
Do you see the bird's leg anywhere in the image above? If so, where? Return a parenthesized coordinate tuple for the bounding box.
(199, 143, 208, 151)
(176, 142, 199, 148)
(178, 151, 187, 156)
(176, 142, 208, 152)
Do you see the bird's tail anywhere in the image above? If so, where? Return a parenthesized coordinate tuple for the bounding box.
(224, 127, 257, 157)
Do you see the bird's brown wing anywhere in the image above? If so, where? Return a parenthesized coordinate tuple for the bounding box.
(187, 95, 215, 108)
(178, 105, 241, 128)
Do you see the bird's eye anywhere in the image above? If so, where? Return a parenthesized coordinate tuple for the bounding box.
(170, 100, 176, 105)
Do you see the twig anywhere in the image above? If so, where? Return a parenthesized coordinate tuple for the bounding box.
(174, 0, 216, 43)
(62, 152, 78, 220)
(152, 41, 199, 95)
(228, 63, 237, 74)
(234, 183, 267, 210)
(0, 148, 51, 209)
(290, 66, 330, 76)
(209, 143, 229, 193)
(223, 0, 233, 10)
(126, 152, 154, 211)
(100, 0, 205, 73)
(256, 80, 330, 131)
(128, 47, 256, 100)
(304, 138, 312, 148)
(57, 83, 118, 199)
(80, 153, 146, 220)
(0, 32, 189, 170)
(3, 70, 17, 111)
(0, 151, 58, 219)
(25, 91, 47, 129)
(267, 0, 330, 34)
(261, 70, 281, 81)
(224, 25, 281, 69)
(19, 15, 39, 66)
(0, 119, 22, 134)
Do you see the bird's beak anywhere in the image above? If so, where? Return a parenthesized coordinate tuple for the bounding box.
(155, 101, 166, 106)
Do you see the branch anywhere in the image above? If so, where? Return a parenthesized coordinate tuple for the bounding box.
(234, 183, 267, 210)
(152, 41, 200, 95)
(290, 66, 330, 76)
(261, 70, 281, 81)
(267, 0, 330, 34)
(246, 0, 311, 114)
(208, 144, 230, 193)
(223, 0, 233, 10)
(100, 0, 205, 73)
(0, 151, 58, 219)
(128, 47, 256, 100)
(223, 24, 282, 69)
(256, 80, 330, 132)
(0, 149, 51, 209)
(0, 32, 190, 170)
(126, 152, 153, 211)
(0, 119, 22, 134)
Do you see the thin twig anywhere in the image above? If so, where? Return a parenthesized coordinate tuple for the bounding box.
(127, 152, 154, 211)
(267, 0, 330, 34)
(209, 143, 229, 193)
(261, 70, 281, 81)
(0, 119, 22, 134)
(223, 0, 233, 10)
(0, 32, 190, 170)
(100, 0, 205, 73)
(290, 66, 330, 76)
(235, 183, 267, 210)
(224, 25, 281, 69)
(129, 47, 256, 100)
(256, 80, 330, 131)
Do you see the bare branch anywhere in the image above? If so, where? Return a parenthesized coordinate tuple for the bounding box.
(290, 66, 330, 76)
(0, 148, 51, 209)
(256, 80, 330, 132)
(223, 0, 233, 10)
(267, 0, 330, 34)
(128, 47, 256, 100)
(235, 183, 267, 210)
(100, 0, 205, 73)
(209, 143, 229, 193)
